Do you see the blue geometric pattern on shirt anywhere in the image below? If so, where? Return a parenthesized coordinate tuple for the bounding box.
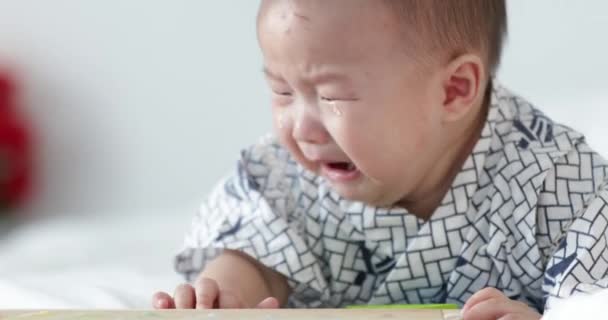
(514, 114, 554, 149)
(175, 82, 608, 311)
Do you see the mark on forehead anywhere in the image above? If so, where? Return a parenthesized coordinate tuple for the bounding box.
(285, 12, 310, 35)
(286, 0, 311, 21)
(277, 0, 311, 35)
(280, 0, 311, 24)
(293, 12, 311, 22)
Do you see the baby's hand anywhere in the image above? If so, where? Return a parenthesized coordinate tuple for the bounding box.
(152, 277, 280, 309)
(461, 287, 542, 320)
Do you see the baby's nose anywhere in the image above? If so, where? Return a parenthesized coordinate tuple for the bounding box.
(292, 107, 330, 145)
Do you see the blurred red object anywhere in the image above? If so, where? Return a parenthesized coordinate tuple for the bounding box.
(0, 71, 32, 212)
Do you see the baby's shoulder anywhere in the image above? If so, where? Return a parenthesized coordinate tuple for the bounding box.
(488, 84, 607, 178)
(481, 84, 608, 240)
(492, 85, 582, 158)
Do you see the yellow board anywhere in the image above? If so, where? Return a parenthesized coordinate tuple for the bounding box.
(0, 309, 462, 320)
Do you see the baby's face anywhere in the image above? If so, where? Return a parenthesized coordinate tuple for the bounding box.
(258, 0, 447, 207)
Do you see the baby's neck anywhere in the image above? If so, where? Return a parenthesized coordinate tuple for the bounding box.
(402, 90, 490, 221)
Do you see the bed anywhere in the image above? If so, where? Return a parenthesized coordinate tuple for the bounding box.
(0, 212, 186, 309)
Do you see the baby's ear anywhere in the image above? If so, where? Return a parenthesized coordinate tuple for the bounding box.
(440, 54, 485, 122)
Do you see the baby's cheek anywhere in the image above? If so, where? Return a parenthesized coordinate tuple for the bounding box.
(273, 112, 291, 142)
(273, 112, 300, 155)
(273, 112, 317, 172)
(336, 114, 379, 153)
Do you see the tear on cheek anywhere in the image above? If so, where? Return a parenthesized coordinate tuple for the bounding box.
(330, 102, 343, 116)
(277, 114, 286, 129)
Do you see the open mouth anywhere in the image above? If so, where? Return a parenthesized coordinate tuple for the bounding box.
(326, 162, 357, 172)
(321, 161, 361, 182)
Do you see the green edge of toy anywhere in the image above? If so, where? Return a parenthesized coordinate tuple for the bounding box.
(346, 303, 459, 310)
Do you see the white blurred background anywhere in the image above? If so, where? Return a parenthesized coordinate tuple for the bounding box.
(0, 0, 606, 309)
(0, 1, 266, 217)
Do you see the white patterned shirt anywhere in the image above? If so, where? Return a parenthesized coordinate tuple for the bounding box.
(175, 82, 608, 312)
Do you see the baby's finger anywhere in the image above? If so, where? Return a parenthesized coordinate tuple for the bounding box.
(462, 297, 515, 320)
(174, 283, 196, 309)
(497, 313, 538, 320)
(152, 291, 175, 309)
(462, 287, 507, 313)
(218, 290, 245, 309)
(194, 277, 220, 309)
(257, 297, 280, 309)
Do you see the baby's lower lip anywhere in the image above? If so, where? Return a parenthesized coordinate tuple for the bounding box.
(320, 163, 361, 183)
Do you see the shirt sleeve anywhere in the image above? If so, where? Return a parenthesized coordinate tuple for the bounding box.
(173, 138, 330, 307)
(543, 179, 608, 309)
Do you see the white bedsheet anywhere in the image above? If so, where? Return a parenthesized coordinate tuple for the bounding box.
(0, 212, 188, 309)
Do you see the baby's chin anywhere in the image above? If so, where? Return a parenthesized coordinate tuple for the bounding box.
(328, 182, 398, 208)
(543, 290, 608, 320)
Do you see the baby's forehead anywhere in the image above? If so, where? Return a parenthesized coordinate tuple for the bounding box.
(257, 1, 434, 58)
(258, 0, 398, 29)
(258, 6, 416, 76)
(258, 1, 405, 45)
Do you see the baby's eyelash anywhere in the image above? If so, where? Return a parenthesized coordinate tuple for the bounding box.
(321, 96, 359, 102)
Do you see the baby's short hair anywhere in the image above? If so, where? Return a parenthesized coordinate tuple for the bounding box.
(385, 0, 507, 75)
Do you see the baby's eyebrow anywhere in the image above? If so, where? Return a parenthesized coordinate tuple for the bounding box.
(262, 66, 352, 85)
(308, 71, 350, 85)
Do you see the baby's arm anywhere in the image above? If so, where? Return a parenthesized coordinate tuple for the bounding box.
(153, 250, 291, 309)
